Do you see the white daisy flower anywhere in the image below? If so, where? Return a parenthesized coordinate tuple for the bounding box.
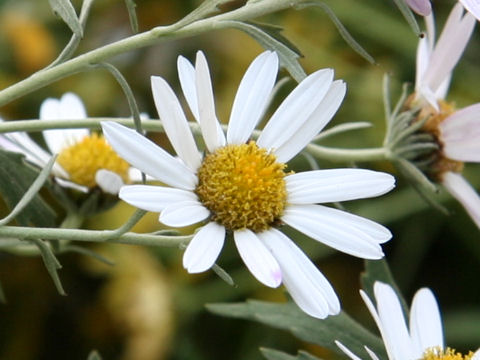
(409, 4, 480, 228)
(102, 50, 395, 319)
(336, 281, 480, 360)
(0, 93, 137, 195)
(459, 0, 480, 21)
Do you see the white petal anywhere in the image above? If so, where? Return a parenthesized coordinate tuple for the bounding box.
(259, 228, 340, 318)
(459, 0, 480, 21)
(151, 76, 202, 170)
(95, 169, 124, 194)
(159, 200, 210, 227)
(286, 169, 395, 204)
(41, 93, 89, 153)
(442, 172, 480, 228)
(273, 80, 346, 162)
(227, 51, 279, 144)
(195, 51, 226, 152)
(415, 37, 431, 94)
(101, 121, 197, 190)
(410, 288, 444, 357)
(234, 229, 281, 288)
(440, 104, 480, 162)
(55, 177, 88, 192)
(183, 222, 225, 273)
(283, 204, 390, 259)
(257, 69, 334, 152)
(178, 55, 199, 120)
(119, 184, 197, 212)
(406, 0, 432, 16)
(370, 282, 414, 360)
(422, 4, 475, 94)
(335, 341, 363, 360)
(472, 349, 480, 360)
(365, 347, 381, 360)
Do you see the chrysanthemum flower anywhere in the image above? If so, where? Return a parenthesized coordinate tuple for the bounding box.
(0, 93, 138, 194)
(336, 281, 480, 360)
(409, 4, 480, 228)
(102, 51, 395, 318)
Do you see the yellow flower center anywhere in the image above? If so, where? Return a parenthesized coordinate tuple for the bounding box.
(422, 347, 475, 360)
(57, 133, 130, 188)
(195, 141, 288, 232)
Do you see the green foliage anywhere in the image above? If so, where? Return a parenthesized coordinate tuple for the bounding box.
(48, 0, 83, 37)
(261, 348, 322, 360)
(124, 0, 139, 33)
(207, 300, 386, 359)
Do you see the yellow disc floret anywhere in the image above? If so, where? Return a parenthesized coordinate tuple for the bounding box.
(57, 133, 130, 188)
(423, 347, 475, 360)
(195, 141, 287, 232)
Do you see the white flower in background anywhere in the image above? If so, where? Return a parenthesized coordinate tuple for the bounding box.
(0, 93, 135, 194)
(405, 0, 432, 16)
(459, 0, 480, 21)
(336, 281, 480, 360)
(102, 50, 396, 319)
(410, 4, 480, 229)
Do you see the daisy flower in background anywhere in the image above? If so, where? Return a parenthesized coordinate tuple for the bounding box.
(408, 3, 480, 228)
(0, 93, 138, 195)
(102, 50, 396, 319)
(336, 281, 480, 360)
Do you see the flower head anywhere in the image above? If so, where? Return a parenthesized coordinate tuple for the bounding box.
(0, 93, 139, 194)
(102, 51, 395, 319)
(336, 281, 480, 360)
(407, 4, 480, 228)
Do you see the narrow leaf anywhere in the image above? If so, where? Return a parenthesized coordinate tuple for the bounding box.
(261, 348, 321, 360)
(295, 1, 375, 64)
(222, 20, 306, 82)
(207, 300, 386, 359)
(175, 0, 234, 29)
(391, 0, 422, 36)
(314, 122, 372, 141)
(0, 150, 57, 227)
(124, 0, 139, 33)
(48, 0, 83, 37)
(29, 238, 66, 296)
(0, 155, 56, 226)
(0, 279, 6, 304)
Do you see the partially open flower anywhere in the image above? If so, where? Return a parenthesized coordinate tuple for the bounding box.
(102, 50, 396, 319)
(336, 281, 480, 360)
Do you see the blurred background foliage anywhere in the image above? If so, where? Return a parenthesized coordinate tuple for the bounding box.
(0, 0, 479, 359)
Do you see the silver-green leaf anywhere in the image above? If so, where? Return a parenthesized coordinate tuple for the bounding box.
(48, 0, 83, 37)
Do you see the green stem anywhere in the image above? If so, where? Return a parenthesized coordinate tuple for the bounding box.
(0, 0, 300, 108)
(0, 226, 192, 247)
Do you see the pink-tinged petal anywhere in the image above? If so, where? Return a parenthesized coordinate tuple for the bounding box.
(101, 121, 197, 190)
(95, 169, 124, 194)
(259, 228, 340, 318)
(257, 69, 334, 153)
(422, 4, 475, 94)
(119, 185, 197, 212)
(286, 169, 395, 204)
(406, 0, 432, 16)
(371, 282, 414, 360)
(195, 51, 226, 152)
(283, 204, 390, 259)
(41, 93, 89, 154)
(459, 0, 480, 21)
(440, 104, 480, 162)
(233, 229, 281, 288)
(151, 76, 202, 171)
(183, 222, 225, 273)
(178, 55, 199, 120)
(273, 80, 346, 162)
(159, 200, 210, 227)
(410, 288, 444, 357)
(442, 172, 480, 228)
(227, 51, 278, 145)
(335, 341, 363, 360)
